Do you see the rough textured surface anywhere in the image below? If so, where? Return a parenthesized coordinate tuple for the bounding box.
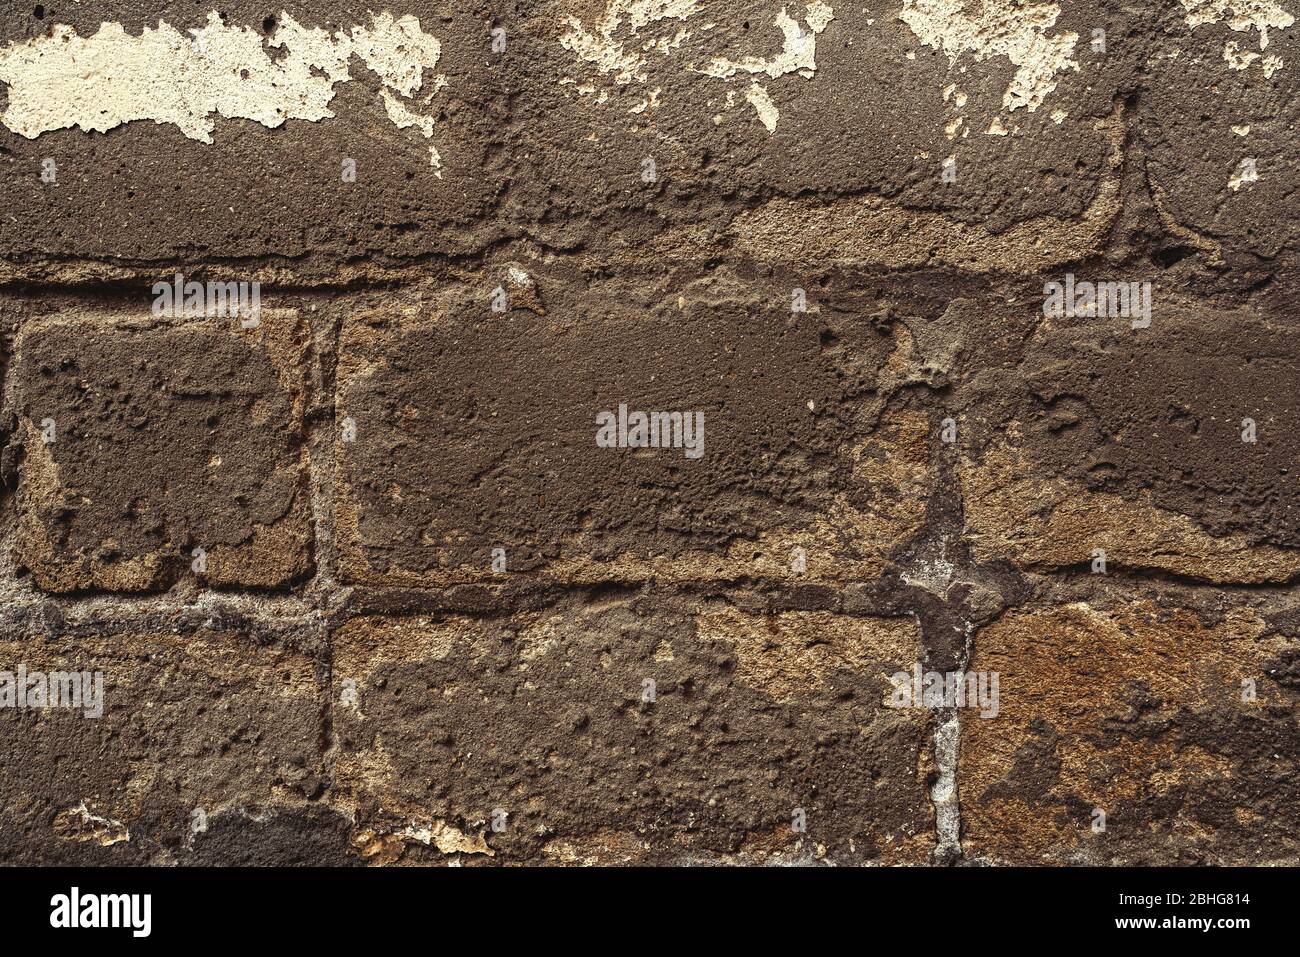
(332, 599, 932, 864)
(962, 593, 1300, 865)
(8, 304, 313, 592)
(0, 2, 1296, 866)
(334, 269, 932, 585)
(0, 608, 331, 865)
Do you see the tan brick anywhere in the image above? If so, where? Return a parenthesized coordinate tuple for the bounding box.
(961, 599, 1300, 865)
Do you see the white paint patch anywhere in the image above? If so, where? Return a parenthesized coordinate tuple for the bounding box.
(398, 820, 493, 856)
(1181, 0, 1295, 48)
(559, 0, 701, 85)
(899, 0, 1079, 112)
(559, 1, 833, 132)
(696, 6, 828, 80)
(0, 11, 448, 169)
(806, 0, 836, 33)
(1184, 0, 1294, 73)
(746, 82, 780, 132)
(1224, 38, 1262, 67)
(1229, 157, 1259, 190)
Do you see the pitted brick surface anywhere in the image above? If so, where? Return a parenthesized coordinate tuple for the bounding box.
(0, 618, 328, 865)
(334, 269, 933, 585)
(9, 308, 312, 592)
(331, 599, 934, 864)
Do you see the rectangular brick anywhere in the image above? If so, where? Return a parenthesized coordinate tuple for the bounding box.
(0, 4, 504, 282)
(10, 306, 312, 592)
(0, 618, 332, 865)
(512, 1, 1128, 271)
(961, 597, 1300, 865)
(330, 598, 934, 864)
(956, 297, 1300, 583)
(334, 268, 935, 587)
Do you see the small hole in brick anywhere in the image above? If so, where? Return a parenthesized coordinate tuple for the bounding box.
(1152, 245, 1193, 269)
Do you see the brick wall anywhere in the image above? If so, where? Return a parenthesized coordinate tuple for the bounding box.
(0, 1, 1296, 865)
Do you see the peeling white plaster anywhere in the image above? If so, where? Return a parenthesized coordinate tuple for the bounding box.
(559, 1, 833, 132)
(398, 820, 493, 856)
(559, 0, 701, 85)
(745, 82, 780, 132)
(1224, 38, 1262, 67)
(1228, 157, 1259, 190)
(806, 0, 836, 33)
(899, 0, 1079, 112)
(1181, 0, 1295, 49)
(0, 11, 448, 166)
(1185, 0, 1294, 73)
(696, 6, 829, 80)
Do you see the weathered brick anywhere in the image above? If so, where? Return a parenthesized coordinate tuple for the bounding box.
(0, 621, 330, 865)
(329, 596, 934, 864)
(334, 268, 936, 587)
(1138, 2, 1300, 278)
(961, 596, 1300, 865)
(10, 307, 312, 591)
(513, 0, 1132, 271)
(0, 3, 505, 283)
(0, 0, 1295, 874)
(957, 297, 1300, 583)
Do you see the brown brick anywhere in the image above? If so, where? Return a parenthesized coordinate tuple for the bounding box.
(11, 307, 313, 592)
(0, 621, 329, 865)
(329, 596, 934, 864)
(1138, 5, 1300, 278)
(334, 269, 935, 587)
(0, 4, 505, 283)
(510, 1, 1131, 271)
(958, 299, 1300, 583)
